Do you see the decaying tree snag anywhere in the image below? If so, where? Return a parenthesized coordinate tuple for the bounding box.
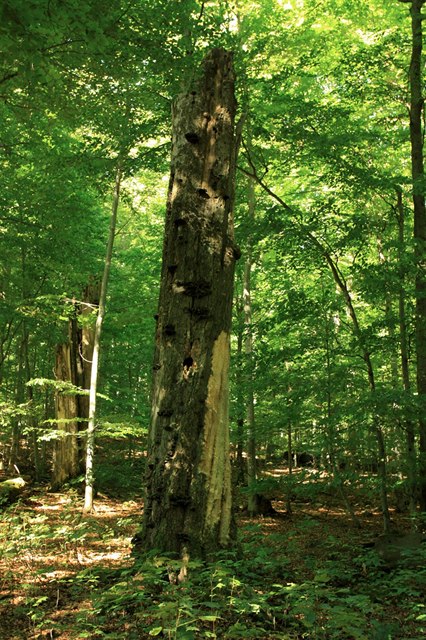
(52, 316, 84, 489)
(52, 283, 98, 490)
(140, 48, 240, 557)
(198, 331, 232, 546)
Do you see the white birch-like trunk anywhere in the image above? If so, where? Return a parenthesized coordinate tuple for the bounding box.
(83, 164, 122, 513)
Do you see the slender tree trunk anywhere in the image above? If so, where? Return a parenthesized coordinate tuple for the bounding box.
(377, 237, 399, 386)
(140, 49, 240, 558)
(404, 0, 426, 511)
(325, 257, 391, 532)
(243, 117, 391, 532)
(80, 280, 99, 426)
(320, 302, 359, 523)
(250, 183, 391, 523)
(0, 318, 21, 386)
(395, 189, 418, 515)
(22, 322, 41, 480)
(234, 285, 246, 485)
(322, 299, 336, 470)
(286, 409, 293, 515)
(244, 177, 258, 516)
(83, 163, 122, 513)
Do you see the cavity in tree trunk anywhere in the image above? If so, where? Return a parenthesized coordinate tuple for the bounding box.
(140, 48, 240, 558)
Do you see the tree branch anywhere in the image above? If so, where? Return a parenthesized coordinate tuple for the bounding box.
(0, 71, 18, 85)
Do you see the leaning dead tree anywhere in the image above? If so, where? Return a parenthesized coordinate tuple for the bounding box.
(139, 48, 240, 558)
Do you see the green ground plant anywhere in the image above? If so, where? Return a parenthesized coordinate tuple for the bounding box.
(0, 466, 425, 639)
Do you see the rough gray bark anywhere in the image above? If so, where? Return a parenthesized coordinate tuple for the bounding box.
(140, 49, 239, 558)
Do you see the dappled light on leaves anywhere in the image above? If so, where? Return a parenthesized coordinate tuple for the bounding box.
(1, 0, 426, 637)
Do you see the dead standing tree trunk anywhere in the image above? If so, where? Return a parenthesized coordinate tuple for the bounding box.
(52, 319, 81, 489)
(52, 283, 99, 490)
(140, 49, 240, 558)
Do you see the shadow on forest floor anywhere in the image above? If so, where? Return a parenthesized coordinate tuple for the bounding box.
(0, 467, 425, 639)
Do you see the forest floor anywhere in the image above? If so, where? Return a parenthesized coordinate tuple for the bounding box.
(0, 465, 425, 640)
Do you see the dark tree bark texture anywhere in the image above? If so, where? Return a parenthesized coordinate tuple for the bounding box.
(406, 0, 426, 511)
(52, 283, 98, 489)
(140, 48, 239, 558)
(52, 315, 84, 489)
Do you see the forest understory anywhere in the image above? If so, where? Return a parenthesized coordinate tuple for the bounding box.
(2, 1, 426, 638)
(1, 458, 425, 640)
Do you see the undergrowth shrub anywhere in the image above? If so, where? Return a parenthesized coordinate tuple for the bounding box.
(1, 484, 425, 639)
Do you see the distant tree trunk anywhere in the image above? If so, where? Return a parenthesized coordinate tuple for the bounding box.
(52, 284, 98, 490)
(286, 413, 293, 515)
(79, 279, 99, 460)
(7, 337, 25, 472)
(395, 189, 417, 516)
(22, 322, 42, 479)
(140, 49, 240, 558)
(404, 0, 426, 511)
(234, 285, 246, 485)
(83, 163, 122, 513)
(321, 303, 358, 523)
(244, 177, 258, 516)
(321, 297, 336, 470)
(377, 237, 399, 386)
(242, 152, 392, 531)
(325, 256, 391, 533)
(53, 338, 80, 487)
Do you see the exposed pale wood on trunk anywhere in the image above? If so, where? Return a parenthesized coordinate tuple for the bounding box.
(141, 48, 239, 558)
